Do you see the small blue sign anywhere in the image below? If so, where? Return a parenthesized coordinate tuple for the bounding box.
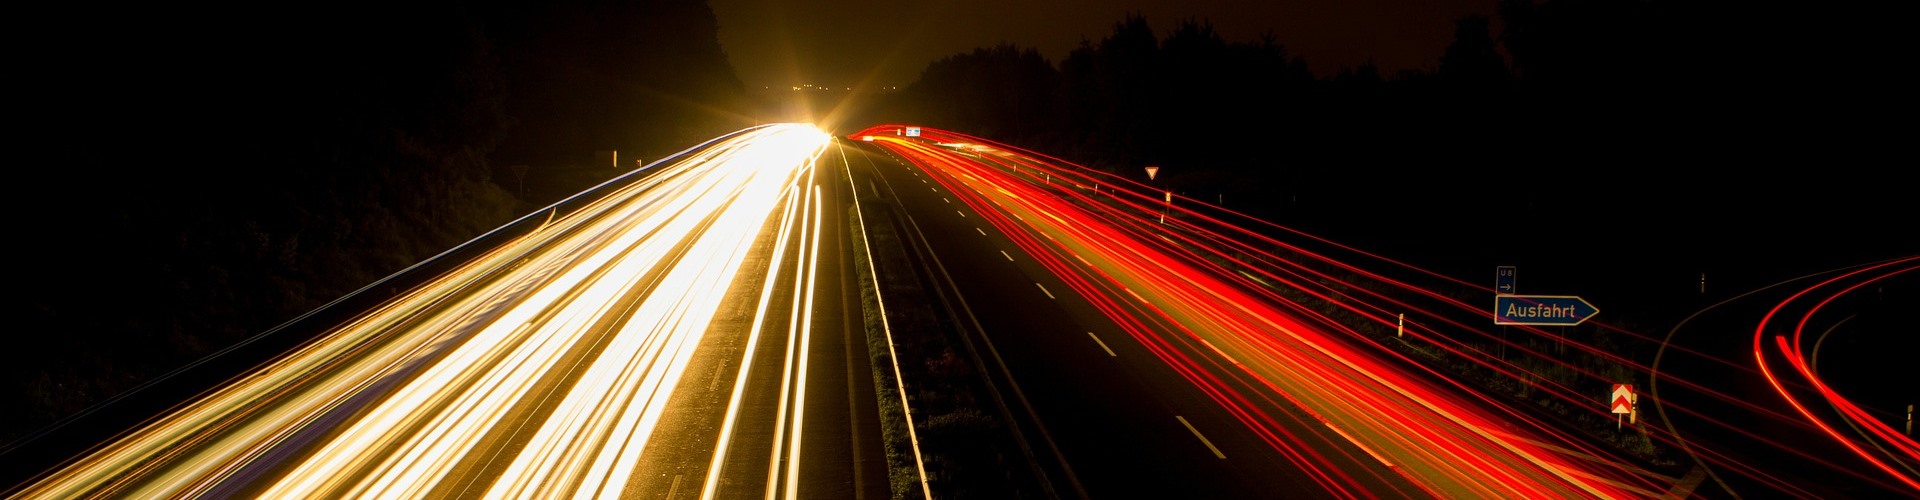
(1495, 266, 1516, 295)
(1494, 295, 1598, 326)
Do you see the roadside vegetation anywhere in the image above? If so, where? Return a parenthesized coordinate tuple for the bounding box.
(848, 197, 1049, 499)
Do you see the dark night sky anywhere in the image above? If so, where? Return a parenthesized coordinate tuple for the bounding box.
(710, 0, 1498, 89)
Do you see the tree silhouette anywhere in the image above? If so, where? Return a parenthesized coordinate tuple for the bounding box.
(905, 44, 1058, 140)
(7, 0, 754, 445)
(1439, 15, 1511, 92)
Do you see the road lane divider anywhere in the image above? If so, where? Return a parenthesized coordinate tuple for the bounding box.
(839, 143, 933, 499)
(1176, 416, 1226, 459)
(1086, 332, 1116, 357)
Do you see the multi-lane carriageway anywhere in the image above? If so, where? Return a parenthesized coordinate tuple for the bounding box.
(7, 123, 1695, 499)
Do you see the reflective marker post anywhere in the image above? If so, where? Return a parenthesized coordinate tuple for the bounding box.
(1161, 191, 1171, 224)
(1611, 384, 1633, 429)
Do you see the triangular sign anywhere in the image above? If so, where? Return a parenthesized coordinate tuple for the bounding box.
(1145, 165, 1160, 180)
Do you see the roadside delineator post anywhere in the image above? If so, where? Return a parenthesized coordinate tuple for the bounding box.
(1612, 384, 1634, 429)
(1161, 190, 1171, 224)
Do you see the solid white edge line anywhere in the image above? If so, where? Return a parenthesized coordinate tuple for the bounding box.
(839, 143, 933, 500)
(874, 136, 1087, 497)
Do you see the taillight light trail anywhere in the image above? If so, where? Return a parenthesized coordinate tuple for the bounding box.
(857, 125, 1657, 498)
(1753, 258, 1919, 493)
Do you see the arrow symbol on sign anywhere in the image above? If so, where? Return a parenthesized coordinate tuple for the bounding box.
(1494, 294, 1600, 326)
(1611, 384, 1633, 414)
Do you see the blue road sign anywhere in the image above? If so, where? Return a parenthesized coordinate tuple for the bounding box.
(1494, 295, 1599, 326)
(1496, 266, 1516, 295)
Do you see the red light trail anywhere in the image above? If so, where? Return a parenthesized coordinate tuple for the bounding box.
(854, 124, 1668, 498)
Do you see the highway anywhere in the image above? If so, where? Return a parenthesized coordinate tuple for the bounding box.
(841, 137, 1390, 498)
(11, 121, 1909, 499)
(843, 125, 1672, 498)
(7, 124, 892, 499)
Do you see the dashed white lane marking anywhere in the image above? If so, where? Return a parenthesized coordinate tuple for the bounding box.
(1087, 332, 1116, 357)
(1176, 416, 1226, 459)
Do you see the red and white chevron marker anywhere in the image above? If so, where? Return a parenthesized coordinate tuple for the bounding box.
(1612, 384, 1635, 429)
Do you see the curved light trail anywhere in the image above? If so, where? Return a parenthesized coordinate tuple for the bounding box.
(1753, 257, 1919, 493)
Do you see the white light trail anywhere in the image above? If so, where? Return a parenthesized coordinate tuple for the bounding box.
(13, 124, 833, 499)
